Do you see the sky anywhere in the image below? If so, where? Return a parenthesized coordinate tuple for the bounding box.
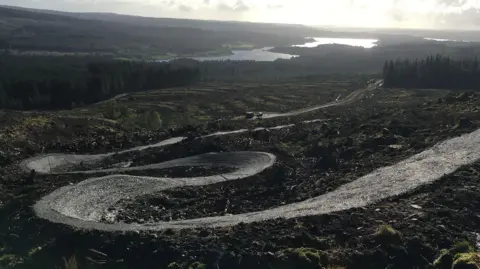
(2, 0, 480, 29)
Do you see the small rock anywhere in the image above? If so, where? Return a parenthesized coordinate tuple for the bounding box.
(382, 128, 394, 137)
(389, 144, 403, 150)
(411, 204, 422, 209)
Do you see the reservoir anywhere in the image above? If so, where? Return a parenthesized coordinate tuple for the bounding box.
(293, 37, 378, 48)
(160, 37, 379, 62)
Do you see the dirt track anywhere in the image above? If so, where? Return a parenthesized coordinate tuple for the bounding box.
(33, 152, 276, 230)
(25, 80, 480, 232)
(28, 126, 480, 231)
(261, 80, 381, 119)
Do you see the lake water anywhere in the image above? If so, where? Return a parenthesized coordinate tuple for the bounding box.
(160, 37, 378, 62)
(160, 47, 297, 62)
(293, 37, 378, 48)
(189, 47, 297, 61)
(424, 37, 473, 43)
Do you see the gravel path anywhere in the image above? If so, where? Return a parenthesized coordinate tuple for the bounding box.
(27, 79, 477, 232)
(20, 137, 188, 174)
(33, 152, 276, 230)
(30, 127, 480, 231)
(261, 80, 382, 119)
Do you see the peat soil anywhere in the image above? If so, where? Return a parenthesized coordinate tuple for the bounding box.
(0, 91, 479, 269)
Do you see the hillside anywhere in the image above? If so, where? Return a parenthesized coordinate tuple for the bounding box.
(0, 5, 320, 58)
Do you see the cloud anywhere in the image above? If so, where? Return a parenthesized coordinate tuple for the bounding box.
(234, 0, 249, 11)
(347, 0, 369, 9)
(216, 2, 232, 11)
(3, 0, 480, 29)
(217, 0, 249, 12)
(436, 7, 480, 28)
(267, 4, 284, 9)
(390, 9, 405, 22)
(178, 4, 193, 12)
(436, 0, 469, 7)
(160, 0, 175, 7)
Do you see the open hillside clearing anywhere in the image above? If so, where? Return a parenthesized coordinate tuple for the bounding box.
(0, 78, 479, 269)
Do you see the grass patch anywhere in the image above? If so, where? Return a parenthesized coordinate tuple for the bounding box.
(434, 249, 451, 269)
(166, 261, 206, 269)
(22, 116, 50, 127)
(193, 115, 212, 121)
(434, 241, 476, 269)
(167, 262, 182, 269)
(374, 224, 402, 245)
(277, 142, 306, 156)
(63, 255, 78, 269)
(451, 241, 475, 255)
(0, 254, 21, 267)
(453, 253, 480, 269)
(27, 246, 43, 257)
(101, 101, 163, 129)
(189, 261, 206, 269)
(274, 248, 327, 269)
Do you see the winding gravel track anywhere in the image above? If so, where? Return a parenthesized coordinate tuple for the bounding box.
(20, 122, 313, 175)
(30, 127, 480, 231)
(33, 152, 276, 229)
(261, 80, 382, 119)
(21, 137, 187, 174)
(26, 80, 480, 231)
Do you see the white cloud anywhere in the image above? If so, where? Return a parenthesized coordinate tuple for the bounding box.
(2, 0, 480, 28)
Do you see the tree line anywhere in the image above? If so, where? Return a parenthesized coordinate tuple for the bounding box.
(0, 56, 200, 110)
(382, 54, 480, 89)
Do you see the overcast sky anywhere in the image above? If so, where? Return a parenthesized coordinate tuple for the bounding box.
(2, 0, 480, 29)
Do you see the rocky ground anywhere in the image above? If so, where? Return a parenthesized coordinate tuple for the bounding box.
(109, 92, 480, 224)
(0, 89, 480, 269)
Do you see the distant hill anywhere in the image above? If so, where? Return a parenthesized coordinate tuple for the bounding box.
(0, 5, 327, 58)
(1, 4, 319, 34)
